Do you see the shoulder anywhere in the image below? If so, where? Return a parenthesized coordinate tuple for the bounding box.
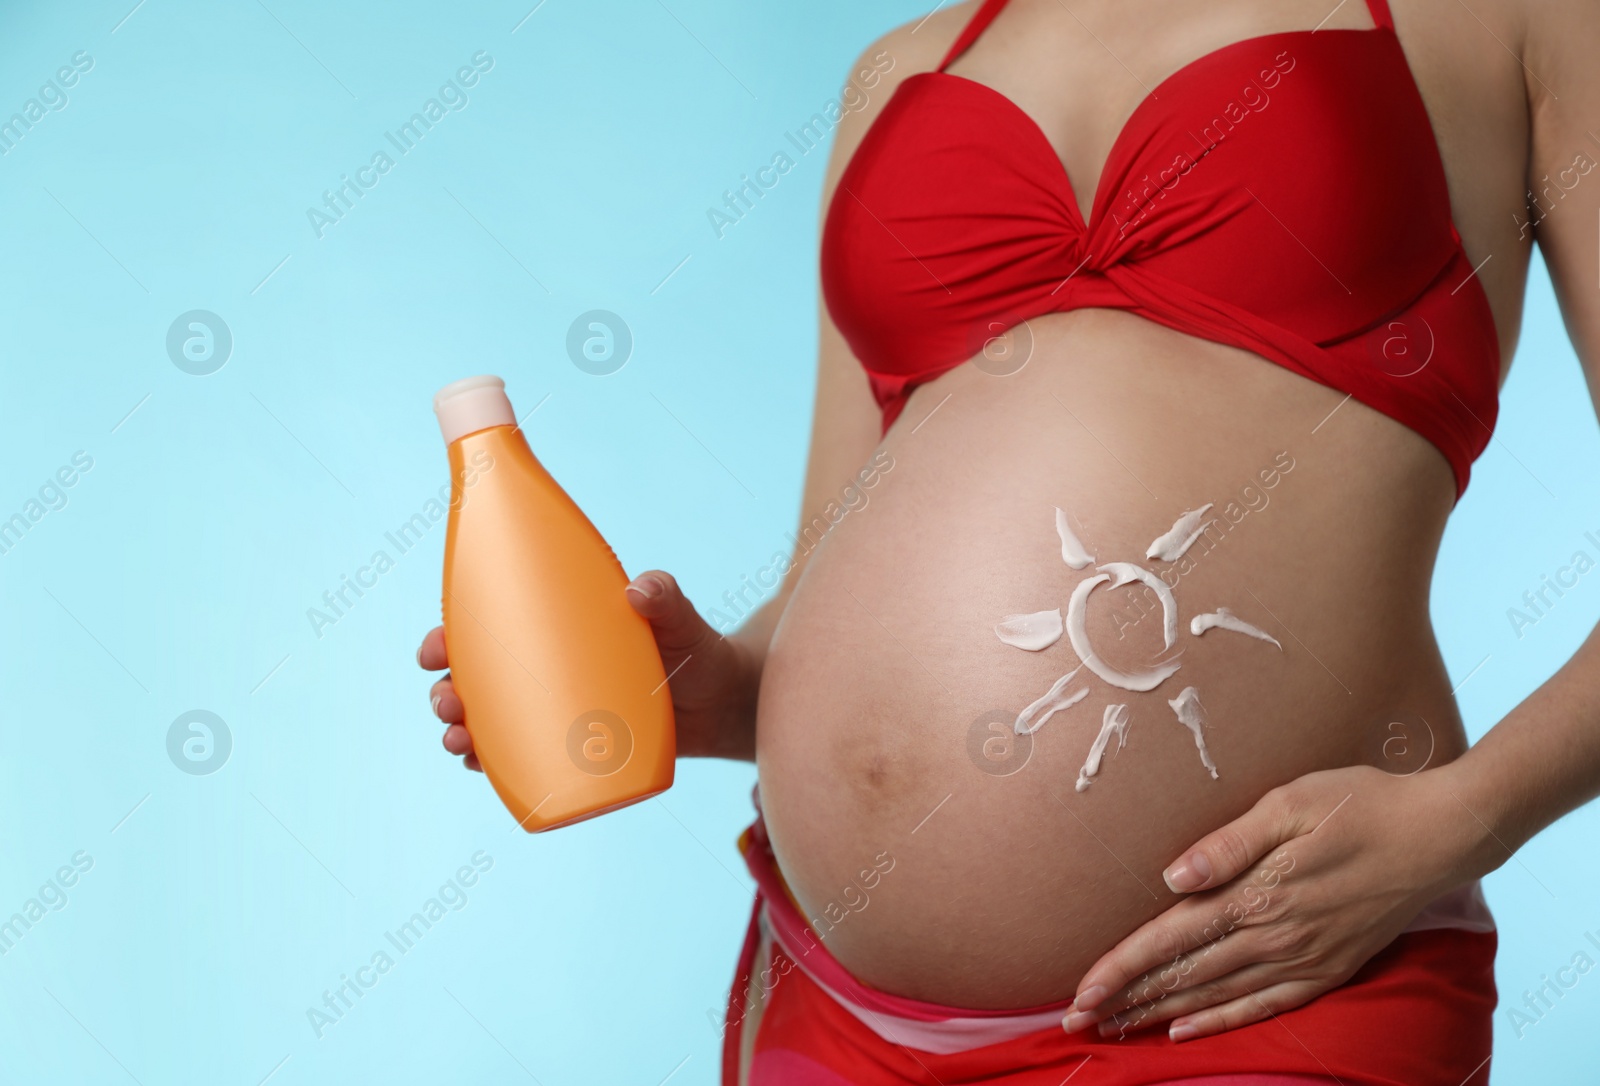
(821, 3, 980, 179)
(845, 0, 979, 92)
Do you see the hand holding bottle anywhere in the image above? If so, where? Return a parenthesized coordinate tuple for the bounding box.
(420, 567, 757, 769)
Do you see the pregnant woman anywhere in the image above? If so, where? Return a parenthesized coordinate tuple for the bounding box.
(420, 0, 1600, 1081)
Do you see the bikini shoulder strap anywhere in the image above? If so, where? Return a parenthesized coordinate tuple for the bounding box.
(937, 0, 1014, 72)
(1363, 0, 1395, 30)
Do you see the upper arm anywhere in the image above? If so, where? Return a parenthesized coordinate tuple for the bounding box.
(1524, 0, 1600, 399)
(737, 8, 975, 641)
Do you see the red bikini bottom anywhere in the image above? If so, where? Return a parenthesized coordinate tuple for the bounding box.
(722, 809, 1497, 1086)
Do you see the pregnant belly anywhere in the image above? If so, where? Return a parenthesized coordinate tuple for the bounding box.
(754, 309, 1470, 1009)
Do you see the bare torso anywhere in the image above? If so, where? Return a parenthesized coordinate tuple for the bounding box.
(753, 0, 1533, 1009)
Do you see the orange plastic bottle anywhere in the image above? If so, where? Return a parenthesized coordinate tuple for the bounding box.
(434, 375, 675, 831)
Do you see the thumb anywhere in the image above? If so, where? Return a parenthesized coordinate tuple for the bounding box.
(624, 570, 720, 659)
(1163, 787, 1296, 892)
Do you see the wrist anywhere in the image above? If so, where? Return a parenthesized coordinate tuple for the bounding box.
(1425, 753, 1522, 884)
(723, 634, 763, 760)
(690, 632, 760, 762)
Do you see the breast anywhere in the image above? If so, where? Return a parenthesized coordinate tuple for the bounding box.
(753, 311, 1469, 1008)
(820, 30, 1500, 492)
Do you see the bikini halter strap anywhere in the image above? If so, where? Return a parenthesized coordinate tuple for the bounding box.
(937, 0, 1013, 72)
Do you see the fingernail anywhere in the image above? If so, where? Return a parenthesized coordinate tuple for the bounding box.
(416, 645, 424, 666)
(431, 694, 442, 717)
(1170, 1022, 1198, 1043)
(1164, 852, 1211, 892)
(1062, 1009, 1097, 1033)
(626, 575, 663, 599)
(1075, 985, 1108, 1010)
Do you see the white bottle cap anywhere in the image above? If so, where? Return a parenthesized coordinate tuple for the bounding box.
(434, 375, 515, 445)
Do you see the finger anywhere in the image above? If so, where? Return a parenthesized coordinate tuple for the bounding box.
(442, 724, 474, 756)
(1095, 881, 1291, 1018)
(463, 752, 482, 773)
(429, 678, 463, 724)
(625, 570, 720, 661)
(1072, 896, 1249, 1018)
(418, 626, 449, 671)
(1166, 979, 1325, 1042)
(1162, 786, 1299, 893)
(1097, 924, 1259, 1019)
(1095, 960, 1303, 1038)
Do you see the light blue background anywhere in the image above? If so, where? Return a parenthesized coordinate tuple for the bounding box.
(0, 1, 1595, 1082)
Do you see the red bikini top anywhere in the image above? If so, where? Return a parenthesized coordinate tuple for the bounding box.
(821, 0, 1500, 497)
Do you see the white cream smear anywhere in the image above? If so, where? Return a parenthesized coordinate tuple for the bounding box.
(1146, 504, 1215, 562)
(995, 609, 1064, 651)
(1190, 607, 1282, 650)
(1014, 666, 1089, 734)
(1075, 703, 1131, 792)
(1168, 685, 1219, 780)
(1055, 508, 1095, 569)
(1066, 574, 1183, 692)
(1098, 561, 1178, 650)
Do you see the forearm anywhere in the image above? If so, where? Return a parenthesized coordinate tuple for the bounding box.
(1470, 0, 1600, 873)
(1443, 622, 1600, 873)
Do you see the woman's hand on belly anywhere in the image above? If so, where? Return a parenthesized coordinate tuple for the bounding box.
(1066, 761, 1494, 1042)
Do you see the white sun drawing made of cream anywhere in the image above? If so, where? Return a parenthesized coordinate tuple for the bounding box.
(992, 505, 1282, 792)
